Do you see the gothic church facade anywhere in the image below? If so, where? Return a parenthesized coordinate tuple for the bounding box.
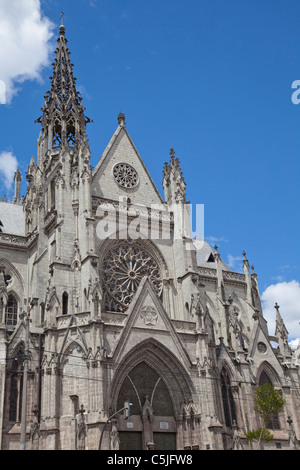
(0, 22, 299, 450)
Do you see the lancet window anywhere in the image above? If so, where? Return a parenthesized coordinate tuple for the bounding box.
(258, 371, 280, 430)
(220, 368, 237, 428)
(62, 292, 69, 315)
(9, 348, 24, 422)
(5, 294, 18, 327)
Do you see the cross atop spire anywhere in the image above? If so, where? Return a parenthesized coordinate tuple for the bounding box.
(59, 11, 65, 36)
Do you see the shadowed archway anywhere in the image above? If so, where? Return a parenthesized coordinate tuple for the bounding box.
(110, 338, 195, 450)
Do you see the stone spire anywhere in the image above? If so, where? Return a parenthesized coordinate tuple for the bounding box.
(242, 251, 253, 305)
(35, 17, 92, 155)
(214, 245, 224, 301)
(162, 148, 186, 204)
(274, 302, 292, 360)
(251, 264, 263, 314)
(0, 266, 8, 327)
(13, 169, 22, 204)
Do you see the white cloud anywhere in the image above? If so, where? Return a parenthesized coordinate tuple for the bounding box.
(227, 254, 243, 271)
(289, 338, 300, 350)
(0, 0, 54, 104)
(271, 275, 284, 282)
(261, 280, 300, 344)
(206, 235, 229, 244)
(0, 151, 19, 191)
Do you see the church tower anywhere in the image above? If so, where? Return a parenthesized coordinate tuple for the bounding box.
(35, 17, 91, 159)
(23, 17, 96, 320)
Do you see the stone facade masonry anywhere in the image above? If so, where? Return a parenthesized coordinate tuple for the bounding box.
(0, 23, 299, 451)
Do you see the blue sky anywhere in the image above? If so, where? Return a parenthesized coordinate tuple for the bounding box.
(0, 0, 300, 340)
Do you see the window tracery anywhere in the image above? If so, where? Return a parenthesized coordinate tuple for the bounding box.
(220, 368, 237, 428)
(102, 240, 162, 312)
(113, 163, 139, 189)
(5, 294, 18, 327)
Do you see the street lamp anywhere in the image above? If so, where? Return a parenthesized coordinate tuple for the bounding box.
(19, 297, 39, 450)
(98, 401, 132, 450)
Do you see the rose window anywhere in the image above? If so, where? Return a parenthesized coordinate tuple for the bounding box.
(113, 163, 139, 189)
(102, 241, 162, 312)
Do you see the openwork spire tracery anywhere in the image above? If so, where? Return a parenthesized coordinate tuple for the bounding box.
(162, 148, 186, 204)
(35, 21, 91, 153)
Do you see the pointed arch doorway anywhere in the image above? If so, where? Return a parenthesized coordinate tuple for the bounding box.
(116, 362, 177, 450)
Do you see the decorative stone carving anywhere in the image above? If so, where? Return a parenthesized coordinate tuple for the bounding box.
(71, 238, 81, 271)
(257, 342, 267, 353)
(113, 163, 139, 189)
(162, 148, 186, 204)
(190, 293, 206, 332)
(140, 306, 158, 326)
(232, 420, 243, 450)
(30, 406, 40, 450)
(76, 404, 87, 451)
(226, 295, 247, 352)
(110, 419, 120, 450)
(102, 240, 162, 312)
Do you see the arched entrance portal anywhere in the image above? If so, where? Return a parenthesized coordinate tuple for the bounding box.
(116, 362, 177, 450)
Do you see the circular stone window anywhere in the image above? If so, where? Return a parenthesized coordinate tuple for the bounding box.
(102, 240, 162, 312)
(113, 162, 139, 189)
(257, 342, 267, 353)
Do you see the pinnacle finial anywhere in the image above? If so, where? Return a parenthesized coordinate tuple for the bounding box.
(170, 148, 175, 159)
(242, 250, 250, 271)
(59, 11, 65, 35)
(14, 169, 21, 181)
(274, 302, 280, 312)
(118, 112, 125, 126)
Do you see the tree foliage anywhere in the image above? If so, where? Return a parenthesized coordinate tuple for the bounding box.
(254, 383, 286, 427)
(245, 383, 286, 449)
(245, 427, 274, 443)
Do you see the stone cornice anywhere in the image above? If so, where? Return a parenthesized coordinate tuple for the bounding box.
(0, 230, 38, 251)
